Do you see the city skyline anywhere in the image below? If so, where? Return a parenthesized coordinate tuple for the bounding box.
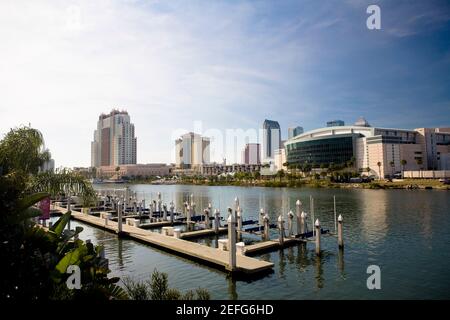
(1, 0, 449, 167)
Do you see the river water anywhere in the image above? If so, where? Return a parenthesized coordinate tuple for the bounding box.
(70, 184, 450, 299)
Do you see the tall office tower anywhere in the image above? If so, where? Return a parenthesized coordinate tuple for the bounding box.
(262, 119, 281, 162)
(175, 132, 210, 169)
(288, 126, 304, 139)
(326, 120, 345, 127)
(91, 109, 137, 167)
(241, 143, 261, 165)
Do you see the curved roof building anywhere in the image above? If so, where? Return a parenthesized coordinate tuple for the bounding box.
(284, 124, 450, 178)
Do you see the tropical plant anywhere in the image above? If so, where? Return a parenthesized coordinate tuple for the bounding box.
(122, 269, 210, 300)
(0, 126, 123, 300)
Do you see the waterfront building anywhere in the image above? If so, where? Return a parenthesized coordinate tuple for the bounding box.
(262, 119, 281, 163)
(285, 121, 450, 178)
(97, 163, 173, 179)
(91, 109, 137, 167)
(288, 126, 304, 139)
(241, 143, 261, 165)
(326, 120, 345, 127)
(274, 148, 286, 171)
(175, 132, 210, 170)
(201, 163, 262, 176)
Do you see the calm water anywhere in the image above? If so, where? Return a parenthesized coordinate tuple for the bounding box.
(69, 184, 450, 299)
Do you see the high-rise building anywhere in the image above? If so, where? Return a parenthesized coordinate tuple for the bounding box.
(241, 143, 261, 165)
(327, 120, 345, 127)
(288, 126, 304, 139)
(262, 119, 281, 162)
(175, 132, 210, 169)
(91, 109, 137, 167)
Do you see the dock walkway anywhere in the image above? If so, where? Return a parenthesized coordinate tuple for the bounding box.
(54, 206, 273, 274)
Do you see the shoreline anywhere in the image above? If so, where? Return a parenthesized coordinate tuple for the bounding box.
(118, 179, 450, 191)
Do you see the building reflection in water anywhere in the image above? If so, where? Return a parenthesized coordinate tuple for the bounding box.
(358, 189, 388, 246)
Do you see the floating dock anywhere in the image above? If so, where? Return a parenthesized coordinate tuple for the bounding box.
(53, 206, 274, 274)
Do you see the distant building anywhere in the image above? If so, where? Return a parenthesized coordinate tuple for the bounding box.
(91, 109, 137, 167)
(274, 148, 286, 171)
(97, 164, 173, 179)
(175, 132, 210, 170)
(354, 116, 371, 127)
(262, 119, 281, 162)
(201, 163, 262, 176)
(241, 143, 261, 165)
(284, 121, 450, 179)
(326, 120, 345, 127)
(288, 126, 304, 139)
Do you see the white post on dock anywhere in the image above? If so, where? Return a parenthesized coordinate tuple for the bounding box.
(301, 211, 307, 234)
(227, 209, 237, 272)
(288, 210, 294, 237)
(236, 207, 243, 241)
(296, 200, 302, 235)
(278, 214, 284, 245)
(117, 200, 123, 234)
(169, 202, 175, 224)
(263, 214, 270, 241)
(333, 195, 337, 233)
(315, 219, 321, 256)
(338, 214, 344, 249)
(214, 209, 221, 234)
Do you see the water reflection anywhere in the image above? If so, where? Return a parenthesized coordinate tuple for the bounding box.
(90, 184, 450, 299)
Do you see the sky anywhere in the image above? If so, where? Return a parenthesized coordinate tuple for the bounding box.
(1, 0, 449, 167)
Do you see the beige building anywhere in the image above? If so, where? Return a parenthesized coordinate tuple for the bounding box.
(285, 123, 450, 179)
(91, 110, 137, 167)
(274, 148, 286, 171)
(201, 163, 262, 176)
(97, 164, 172, 179)
(175, 132, 210, 170)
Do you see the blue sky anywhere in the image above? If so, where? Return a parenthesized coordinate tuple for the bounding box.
(0, 0, 449, 166)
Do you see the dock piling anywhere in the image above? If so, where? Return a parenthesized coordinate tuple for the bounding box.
(263, 214, 270, 241)
(296, 200, 302, 235)
(315, 219, 321, 256)
(214, 209, 221, 234)
(288, 210, 294, 237)
(338, 214, 344, 249)
(237, 207, 243, 241)
(301, 211, 307, 234)
(278, 214, 285, 245)
(117, 200, 123, 234)
(169, 202, 175, 224)
(227, 208, 237, 272)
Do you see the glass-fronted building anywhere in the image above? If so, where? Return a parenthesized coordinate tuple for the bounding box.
(286, 134, 358, 166)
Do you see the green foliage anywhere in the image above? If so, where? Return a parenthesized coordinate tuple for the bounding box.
(122, 269, 211, 300)
(0, 126, 123, 301)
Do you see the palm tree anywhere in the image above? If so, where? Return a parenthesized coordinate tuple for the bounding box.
(377, 161, 382, 180)
(389, 161, 395, 178)
(0, 126, 123, 300)
(400, 159, 407, 178)
(416, 158, 423, 178)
